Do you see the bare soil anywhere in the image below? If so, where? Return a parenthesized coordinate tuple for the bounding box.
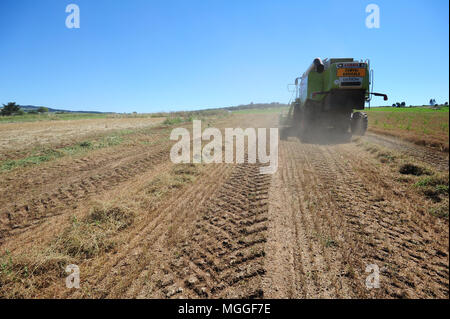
(0, 114, 448, 299)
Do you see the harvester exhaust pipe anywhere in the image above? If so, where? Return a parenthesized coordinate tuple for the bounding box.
(313, 58, 324, 73)
(305, 58, 325, 75)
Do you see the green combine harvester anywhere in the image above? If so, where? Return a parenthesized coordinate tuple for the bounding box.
(281, 58, 388, 140)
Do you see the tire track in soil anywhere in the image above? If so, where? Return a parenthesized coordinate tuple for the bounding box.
(0, 116, 265, 244)
(305, 142, 448, 298)
(262, 142, 300, 298)
(279, 142, 326, 298)
(0, 131, 167, 205)
(145, 162, 271, 299)
(265, 139, 359, 298)
(61, 162, 234, 298)
(335, 143, 449, 298)
(300, 144, 373, 298)
(0, 141, 171, 242)
(4, 114, 446, 298)
(289, 142, 358, 298)
(265, 137, 448, 298)
(1, 115, 275, 298)
(363, 133, 449, 171)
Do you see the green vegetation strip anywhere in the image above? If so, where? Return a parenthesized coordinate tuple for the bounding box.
(0, 133, 125, 172)
(162, 116, 194, 125)
(0, 115, 198, 172)
(367, 106, 449, 113)
(0, 113, 111, 123)
(366, 107, 449, 137)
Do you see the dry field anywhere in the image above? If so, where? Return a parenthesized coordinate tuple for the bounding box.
(0, 117, 165, 160)
(0, 111, 448, 299)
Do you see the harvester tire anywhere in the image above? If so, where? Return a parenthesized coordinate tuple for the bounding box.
(280, 128, 288, 140)
(351, 112, 368, 136)
(299, 111, 311, 141)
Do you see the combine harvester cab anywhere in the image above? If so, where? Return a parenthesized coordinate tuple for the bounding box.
(281, 58, 388, 141)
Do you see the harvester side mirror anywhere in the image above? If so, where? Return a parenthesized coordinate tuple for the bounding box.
(371, 92, 388, 101)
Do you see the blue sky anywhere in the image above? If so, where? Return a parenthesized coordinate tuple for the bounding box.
(0, 0, 448, 112)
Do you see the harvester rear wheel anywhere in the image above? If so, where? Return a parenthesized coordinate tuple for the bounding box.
(335, 114, 351, 133)
(280, 127, 288, 140)
(351, 112, 368, 136)
(299, 107, 313, 142)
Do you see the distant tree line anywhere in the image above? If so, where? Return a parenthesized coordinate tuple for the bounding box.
(391, 102, 407, 107)
(0, 102, 22, 116)
(389, 99, 449, 108)
(0, 102, 49, 116)
(428, 99, 449, 107)
(428, 99, 448, 106)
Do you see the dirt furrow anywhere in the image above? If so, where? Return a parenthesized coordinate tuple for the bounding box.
(263, 156, 297, 297)
(301, 142, 448, 298)
(1, 113, 447, 299)
(0, 142, 171, 241)
(295, 144, 358, 298)
(265, 134, 448, 299)
(335, 143, 449, 298)
(142, 163, 271, 299)
(265, 139, 360, 298)
(58, 163, 234, 298)
(363, 133, 449, 171)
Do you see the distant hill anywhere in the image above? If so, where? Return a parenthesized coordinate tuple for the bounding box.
(18, 105, 104, 114)
(13, 102, 288, 114)
(223, 102, 288, 111)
